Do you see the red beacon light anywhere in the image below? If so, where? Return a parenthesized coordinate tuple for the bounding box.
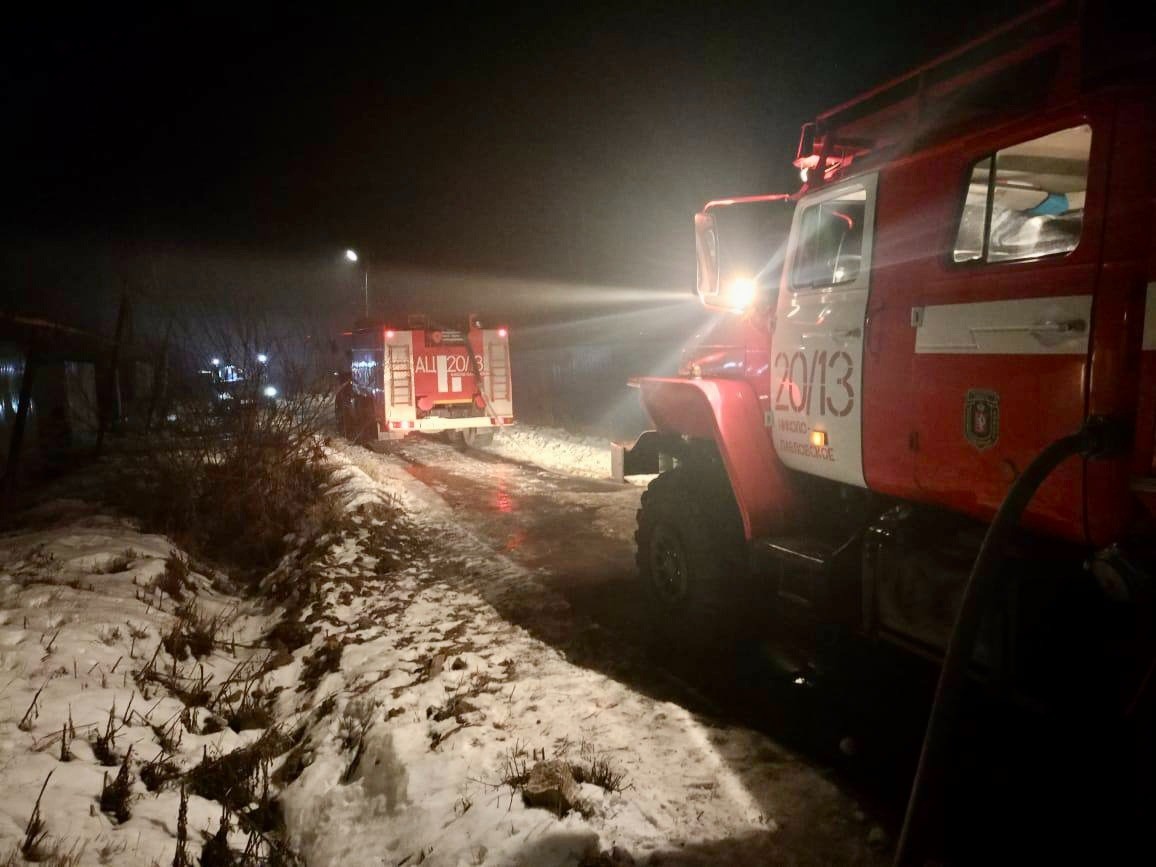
(497, 327, 509, 338)
(385, 329, 396, 339)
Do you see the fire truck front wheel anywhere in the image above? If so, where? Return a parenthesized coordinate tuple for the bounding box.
(635, 466, 753, 641)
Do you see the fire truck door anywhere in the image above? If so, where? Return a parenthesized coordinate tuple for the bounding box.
(771, 173, 878, 487)
(911, 122, 1100, 537)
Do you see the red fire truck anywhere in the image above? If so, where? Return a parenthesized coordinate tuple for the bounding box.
(336, 314, 514, 446)
(616, 4, 1153, 857)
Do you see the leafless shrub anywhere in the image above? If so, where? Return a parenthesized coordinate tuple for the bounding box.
(212, 662, 274, 733)
(100, 548, 138, 574)
(199, 809, 235, 867)
(184, 726, 295, 812)
(162, 601, 222, 660)
(20, 770, 54, 859)
(99, 746, 135, 823)
(499, 742, 535, 789)
(569, 752, 630, 793)
(2, 836, 85, 867)
(97, 625, 122, 646)
(140, 752, 182, 792)
(18, 682, 46, 732)
(58, 719, 73, 762)
(155, 553, 191, 601)
(92, 700, 125, 766)
(112, 309, 335, 581)
(172, 784, 190, 867)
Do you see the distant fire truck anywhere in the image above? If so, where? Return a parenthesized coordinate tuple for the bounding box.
(336, 314, 513, 446)
(616, 4, 1153, 857)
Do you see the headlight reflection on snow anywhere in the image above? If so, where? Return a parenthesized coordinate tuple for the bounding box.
(495, 477, 513, 514)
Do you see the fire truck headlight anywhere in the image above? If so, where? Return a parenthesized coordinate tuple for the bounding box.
(728, 277, 756, 311)
(263, 386, 278, 398)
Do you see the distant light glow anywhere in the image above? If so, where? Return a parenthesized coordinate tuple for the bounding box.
(263, 386, 278, 398)
(345, 249, 359, 262)
(256, 353, 268, 364)
(497, 327, 508, 338)
(211, 357, 220, 366)
(385, 330, 396, 339)
(800, 168, 809, 182)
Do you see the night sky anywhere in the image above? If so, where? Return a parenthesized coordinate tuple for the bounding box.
(2, 1, 1034, 333)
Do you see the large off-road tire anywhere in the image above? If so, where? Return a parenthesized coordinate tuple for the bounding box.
(635, 463, 754, 642)
(461, 428, 494, 449)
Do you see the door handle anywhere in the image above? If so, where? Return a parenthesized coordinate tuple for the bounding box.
(967, 318, 1086, 336)
(1029, 318, 1086, 336)
(958, 317, 1087, 349)
(801, 327, 862, 341)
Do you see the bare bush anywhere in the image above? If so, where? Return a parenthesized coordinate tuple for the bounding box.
(113, 306, 335, 580)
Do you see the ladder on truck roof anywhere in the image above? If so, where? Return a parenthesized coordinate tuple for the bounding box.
(796, 0, 1151, 181)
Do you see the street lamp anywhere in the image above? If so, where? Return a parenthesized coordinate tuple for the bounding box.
(345, 249, 368, 319)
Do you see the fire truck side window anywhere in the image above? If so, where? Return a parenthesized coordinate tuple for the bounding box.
(953, 124, 1091, 264)
(791, 188, 867, 289)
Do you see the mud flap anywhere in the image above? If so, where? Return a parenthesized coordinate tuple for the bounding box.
(611, 430, 669, 482)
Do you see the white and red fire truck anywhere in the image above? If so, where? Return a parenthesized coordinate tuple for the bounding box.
(336, 314, 513, 446)
(616, 4, 1153, 859)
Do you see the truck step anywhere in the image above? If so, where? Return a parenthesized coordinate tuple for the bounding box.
(754, 536, 842, 571)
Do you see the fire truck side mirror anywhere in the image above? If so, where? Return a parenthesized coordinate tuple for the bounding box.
(695, 197, 794, 314)
(694, 211, 720, 299)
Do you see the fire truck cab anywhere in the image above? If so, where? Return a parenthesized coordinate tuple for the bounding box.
(621, 4, 1155, 709)
(337, 314, 514, 446)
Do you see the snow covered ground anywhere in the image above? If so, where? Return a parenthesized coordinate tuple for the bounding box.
(0, 500, 275, 865)
(0, 438, 882, 866)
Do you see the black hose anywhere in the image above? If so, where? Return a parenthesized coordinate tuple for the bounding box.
(893, 419, 1122, 866)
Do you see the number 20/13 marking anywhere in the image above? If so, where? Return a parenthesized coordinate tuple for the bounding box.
(773, 350, 855, 417)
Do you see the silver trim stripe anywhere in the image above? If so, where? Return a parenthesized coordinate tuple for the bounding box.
(914, 294, 1093, 355)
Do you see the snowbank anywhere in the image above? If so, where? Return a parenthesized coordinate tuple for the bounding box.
(478, 424, 613, 480)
